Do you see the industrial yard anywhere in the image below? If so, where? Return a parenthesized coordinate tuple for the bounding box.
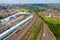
(0, 3, 60, 40)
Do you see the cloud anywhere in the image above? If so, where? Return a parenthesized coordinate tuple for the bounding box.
(0, 0, 60, 4)
(0, 0, 20, 3)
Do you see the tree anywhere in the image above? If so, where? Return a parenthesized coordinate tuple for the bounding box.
(0, 16, 4, 20)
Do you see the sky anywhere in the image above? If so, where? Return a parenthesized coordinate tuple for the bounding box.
(0, 0, 60, 4)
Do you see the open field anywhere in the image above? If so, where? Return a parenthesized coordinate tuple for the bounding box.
(19, 8, 29, 12)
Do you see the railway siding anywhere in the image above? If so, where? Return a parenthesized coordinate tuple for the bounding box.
(38, 23, 56, 40)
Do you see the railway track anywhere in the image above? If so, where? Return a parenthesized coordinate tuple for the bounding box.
(1, 15, 33, 40)
(38, 23, 56, 40)
(17, 14, 40, 40)
(23, 16, 40, 40)
(0, 15, 30, 34)
(3, 14, 40, 40)
(4, 14, 35, 40)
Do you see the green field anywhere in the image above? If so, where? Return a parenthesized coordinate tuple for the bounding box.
(36, 13, 60, 40)
(19, 8, 29, 12)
